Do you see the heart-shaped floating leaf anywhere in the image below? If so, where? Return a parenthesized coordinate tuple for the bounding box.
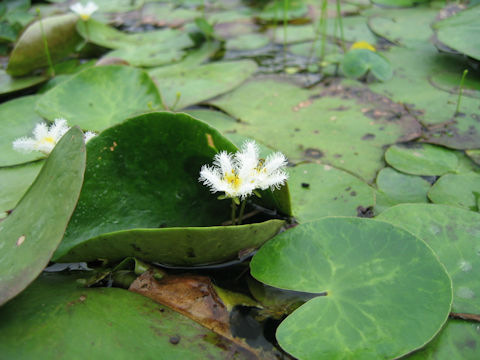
(341, 49, 392, 82)
(56, 220, 284, 265)
(288, 163, 374, 222)
(0, 69, 47, 96)
(35, 65, 163, 131)
(428, 172, 480, 210)
(0, 95, 45, 166)
(7, 13, 81, 76)
(149, 60, 257, 110)
(407, 319, 480, 359)
(0, 127, 85, 305)
(54, 112, 288, 264)
(377, 203, 480, 314)
(0, 161, 43, 219)
(0, 273, 257, 359)
(250, 217, 452, 360)
(385, 144, 459, 176)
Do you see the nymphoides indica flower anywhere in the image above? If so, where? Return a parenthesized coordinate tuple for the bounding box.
(13, 118, 97, 155)
(70, 1, 99, 21)
(199, 140, 288, 200)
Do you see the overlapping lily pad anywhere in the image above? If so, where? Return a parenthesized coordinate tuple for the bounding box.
(0, 127, 85, 305)
(0, 161, 43, 218)
(288, 163, 374, 222)
(0, 272, 257, 359)
(54, 112, 288, 264)
(377, 204, 480, 314)
(341, 49, 392, 81)
(0, 95, 45, 166)
(428, 172, 480, 210)
(0, 69, 47, 95)
(433, 5, 480, 61)
(210, 78, 421, 182)
(250, 217, 452, 360)
(35, 65, 163, 131)
(385, 143, 459, 176)
(149, 59, 257, 110)
(7, 13, 81, 76)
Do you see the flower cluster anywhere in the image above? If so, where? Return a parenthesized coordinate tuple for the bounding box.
(70, 1, 98, 21)
(12, 118, 96, 155)
(199, 141, 288, 200)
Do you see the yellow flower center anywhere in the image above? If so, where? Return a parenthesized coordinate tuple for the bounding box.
(224, 170, 241, 190)
(80, 14, 91, 21)
(41, 136, 56, 144)
(351, 41, 376, 52)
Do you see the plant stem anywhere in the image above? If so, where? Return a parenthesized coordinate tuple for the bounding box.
(37, 9, 55, 77)
(319, 0, 328, 60)
(272, 0, 279, 43)
(237, 200, 247, 225)
(283, 0, 289, 67)
(455, 69, 468, 116)
(231, 199, 237, 225)
(336, 0, 345, 52)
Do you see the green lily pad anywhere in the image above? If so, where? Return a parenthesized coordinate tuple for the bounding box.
(149, 59, 257, 110)
(54, 112, 288, 261)
(385, 143, 459, 176)
(35, 65, 163, 131)
(342, 49, 393, 82)
(210, 78, 421, 182)
(407, 319, 480, 359)
(56, 220, 284, 265)
(0, 272, 256, 359)
(433, 5, 480, 61)
(250, 217, 452, 360)
(429, 71, 480, 99)
(375, 167, 431, 206)
(377, 204, 480, 314)
(226, 33, 269, 51)
(0, 161, 43, 218)
(0, 69, 47, 95)
(0, 95, 45, 166)
(371, 0, 429, 6)
(288, 163, 374, 222)
(466, 149, 480, 165)
(103, 45, 187, 68)
(257, 0, 308, 21)
(0, 127, 85, 305)
(428, 172, 480, 210)
(7, 13, 81, 76)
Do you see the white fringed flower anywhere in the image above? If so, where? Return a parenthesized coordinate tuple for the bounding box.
(13, 118, 70, 155)
(12, 119, 97, 155)
(199, 140, 288, 199)
(70, 1, 98, 21)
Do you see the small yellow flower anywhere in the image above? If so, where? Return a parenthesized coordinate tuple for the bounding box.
(351, 41, 376, 52)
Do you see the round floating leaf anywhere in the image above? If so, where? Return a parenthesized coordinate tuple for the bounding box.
(35, 65, 163, 131)
(429, 71, 480, 99)
(385, 144, 459, 176)
(0, 273, 256, 359)
(251, 217, 452, 360)
(0, 95, 45, 166)
(0, 127, 86, 305)
(7, 13, 81, 76)
(377, 204, 480, 314)
(226, 34, 269, 51)
(341, 49, 392, 82)
(288, 163, 374, 222)
(0, 161, 43, 218)
(104, 46, 186, 68)
(408, 319, 480, 359)
(54, 112, 287, 262)
(57, 220, 284, 265)
(149, 59, 257, 110)
(376, 167, 431, 204)
(0, 69, 47, 95)
(428, 172, 480, 211)
(433, 5, 480, 61)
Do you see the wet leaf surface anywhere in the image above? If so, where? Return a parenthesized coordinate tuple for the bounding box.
(377, 204, 480, 314)
(251, 217, 452, 360)
(428, 172, 480, 210)
(0, 127, 85, 305)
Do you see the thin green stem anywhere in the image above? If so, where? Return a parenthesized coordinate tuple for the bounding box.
(455, 69, 468, 116)
(319, 0, 328, 60)
(237, 200, 247, 225)
(231, 199, 237, 225)
(336, 0, 345, 52)
(283, 0, 289, 66)
(37, 9, 55, 77)
(272, 0, 279, 43)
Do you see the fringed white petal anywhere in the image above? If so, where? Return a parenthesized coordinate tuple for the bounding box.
(32, 123, 49, 141)
(12, 137, 38, 153)
(264, 152, 288, 174)
(214, 151, 234, 176)
(49, 118, 70, 141)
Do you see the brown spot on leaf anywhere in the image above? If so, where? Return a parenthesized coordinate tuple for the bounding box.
(362, 133, 375, 140)
(357, 206, 374, 218)
(304, 148, 324, 159)
(16, 235, 25, 246)
(206, 133, 216, 150)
